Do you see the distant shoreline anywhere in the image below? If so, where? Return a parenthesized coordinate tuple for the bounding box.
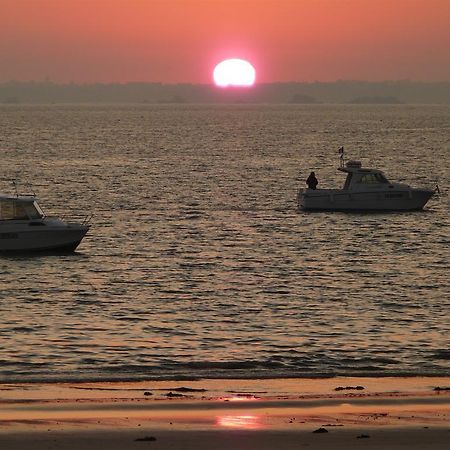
(1, 81, 449, 104)
(1, 101, 449, 106)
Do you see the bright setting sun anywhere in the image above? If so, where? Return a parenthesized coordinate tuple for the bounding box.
(213, 59, 256, 87)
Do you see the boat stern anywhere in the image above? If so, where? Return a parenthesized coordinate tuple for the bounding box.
(298, 188, 336, 210)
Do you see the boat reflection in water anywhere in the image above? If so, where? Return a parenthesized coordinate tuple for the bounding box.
(0, 192, 90, 253)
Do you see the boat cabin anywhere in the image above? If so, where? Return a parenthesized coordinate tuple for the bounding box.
(339, 160, 390, 190)
(0, 196, 44, 221)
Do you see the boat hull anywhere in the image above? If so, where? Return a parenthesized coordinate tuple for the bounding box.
(299, 188, 434, 211)
(0, 224, 89, 253)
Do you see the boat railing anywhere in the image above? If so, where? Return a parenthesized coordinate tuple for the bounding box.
(11, 179, 36, 198)
(69, 214, 93, 226)
(434, 184, 444, 197)
(55, 214, 93, 226)
(82, 214, 93, 225)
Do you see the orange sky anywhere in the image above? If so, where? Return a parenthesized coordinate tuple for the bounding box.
(1, 0, 449, 83)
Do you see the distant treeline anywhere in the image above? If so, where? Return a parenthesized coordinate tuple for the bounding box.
(1, 81, 449, 104)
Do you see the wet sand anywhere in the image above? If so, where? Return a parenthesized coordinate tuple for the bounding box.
(1, 377, 449, 449)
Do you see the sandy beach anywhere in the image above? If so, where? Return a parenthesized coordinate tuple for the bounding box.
(1, 377, 449, 449)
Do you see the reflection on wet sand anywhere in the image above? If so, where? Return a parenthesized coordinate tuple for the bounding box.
(217, 415, 262, 429)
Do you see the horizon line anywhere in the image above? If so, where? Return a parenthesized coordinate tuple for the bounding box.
(1, 79, 450, 86)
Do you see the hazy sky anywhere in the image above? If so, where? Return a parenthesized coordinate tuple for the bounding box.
(1, 0, 449, 83)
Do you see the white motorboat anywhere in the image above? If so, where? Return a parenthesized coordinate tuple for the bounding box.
(298, 160, 436, 211)
(0, 192, 90, 253)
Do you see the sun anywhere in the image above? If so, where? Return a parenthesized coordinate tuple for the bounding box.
(213, 59, 256, 87)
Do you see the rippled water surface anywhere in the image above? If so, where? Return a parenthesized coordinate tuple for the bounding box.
(0, 104, 449, 382)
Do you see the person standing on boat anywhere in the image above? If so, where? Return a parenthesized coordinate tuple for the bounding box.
(306, 171, 318, 189)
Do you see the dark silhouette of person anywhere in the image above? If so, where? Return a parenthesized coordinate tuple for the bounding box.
(306, 171, 318, 189)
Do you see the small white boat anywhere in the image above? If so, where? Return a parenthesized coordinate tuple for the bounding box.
(298, 160, 435, 211)
(0, 192, 90, 253)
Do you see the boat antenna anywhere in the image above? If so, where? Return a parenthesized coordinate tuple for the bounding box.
(12, 179, 18, 197)
(338, 146, 345, 167)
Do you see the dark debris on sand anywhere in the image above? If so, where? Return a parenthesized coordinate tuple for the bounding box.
(169, 386, 207, 392)
(135, 436, 157, 442)
(357, 434, 371, 439)
(165, 392, 185, 398)
(334, 385, 365, 391)
(312, 427, 329, 433)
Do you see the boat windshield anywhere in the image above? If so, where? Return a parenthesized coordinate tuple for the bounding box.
(357, 173, 389, 184)
(30, 201, 45, 219)
(343, 173, 353, 189)
(0, 198, 43, 220)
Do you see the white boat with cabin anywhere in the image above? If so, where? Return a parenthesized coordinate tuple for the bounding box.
(298, 160, 435, 211)
(0, 192, 90, 253)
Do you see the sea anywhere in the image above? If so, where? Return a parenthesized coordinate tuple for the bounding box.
(0, 103, 449, 383)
